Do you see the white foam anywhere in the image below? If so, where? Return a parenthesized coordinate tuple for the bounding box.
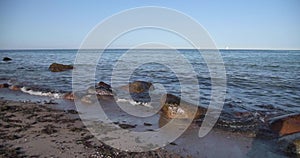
(20, 87, 62, 99)
(116, 98, 152, 108)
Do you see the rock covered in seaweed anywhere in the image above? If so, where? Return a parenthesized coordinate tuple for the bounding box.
(49, 63, 73, 72)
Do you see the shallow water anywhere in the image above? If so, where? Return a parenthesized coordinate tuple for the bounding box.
(0, 49, 299, 124)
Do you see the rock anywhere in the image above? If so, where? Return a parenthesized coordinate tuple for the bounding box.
(64, 92, 76, 100)
(0, 83, 9, 88)
(87, 82, 113, 97)
(286, 139, 300, 156)
(98, 81, 111, 89)
(3, 57, 12, 61)
(270, 113, 300, 136)
(278, 133, 300, 156)
(121, 81, 154, 93)
(49, 63, 73, 72)
(160, 94, 206, 119)
(144, 122, 152, 126)
(9, 85, 21, 91)
(67, 109, 78, 114)
(118, 123, 137, 129)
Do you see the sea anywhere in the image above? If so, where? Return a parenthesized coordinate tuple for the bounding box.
(0, 49, 299, 129)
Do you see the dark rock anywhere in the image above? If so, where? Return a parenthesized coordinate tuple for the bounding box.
(160, 94, 206, 119)
(67, 109, 78, 114)
(98, 81, 111, 89)
(0, 83, 9, 88)
(87, 84, 113, 96)
(118, 123, 137, 129)
(3, 57, 12, 61)
(143, 122, 152, 126)
(270, 113, 300, 136)
(121, 81, 154, 93)
(49, 63, 73, 72)
(169, 142, 177, 145)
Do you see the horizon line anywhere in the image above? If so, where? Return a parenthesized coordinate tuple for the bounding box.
(1, 48, 300, 51)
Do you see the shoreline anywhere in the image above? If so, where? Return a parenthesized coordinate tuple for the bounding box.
(0, 89, 292, 157)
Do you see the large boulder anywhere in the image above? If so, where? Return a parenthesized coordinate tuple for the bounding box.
(270, 113, 300, 136)
(49, 63, 73, 72)
(121, 81, 154, 93)
(160, 94, 206, 119)
(3, 57, 12, 61)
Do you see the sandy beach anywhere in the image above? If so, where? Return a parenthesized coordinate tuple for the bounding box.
(1, 87, 297, 158)
(0, 99, 184, 158)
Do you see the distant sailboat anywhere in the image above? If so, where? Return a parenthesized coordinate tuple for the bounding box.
(225, 46, 229, 50)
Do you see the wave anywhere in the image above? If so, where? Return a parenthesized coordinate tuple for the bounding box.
(116, 98, 152, 108)
(20, 87, 63, 98)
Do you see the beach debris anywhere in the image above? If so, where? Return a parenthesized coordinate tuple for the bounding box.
(121, 80, 154, 93)
(3, 57, 12, 61)
(49, 63, 73, 72)
(269, 113, 300, 136)
(41, 124, 58, 135)
(160, 94, 206, 119)
(0, 83, 9, 88)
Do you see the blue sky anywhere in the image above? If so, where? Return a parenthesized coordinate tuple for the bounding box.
(0, 0, 299, 49)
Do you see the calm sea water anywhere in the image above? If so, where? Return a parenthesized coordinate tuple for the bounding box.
(0, 49, 299, 116)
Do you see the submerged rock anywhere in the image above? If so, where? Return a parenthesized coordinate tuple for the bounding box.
(9, 85, 22, 91)
(0, 83, 9, 88)
(3, 57, 12, 61)
(49, 63, 73, 72)
(121, 81, 154, 93)
(270, 113, 300, 136)
(160, 94, 206, 119)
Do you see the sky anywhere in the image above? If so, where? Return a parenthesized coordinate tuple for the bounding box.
(0, 0, 299, 50)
